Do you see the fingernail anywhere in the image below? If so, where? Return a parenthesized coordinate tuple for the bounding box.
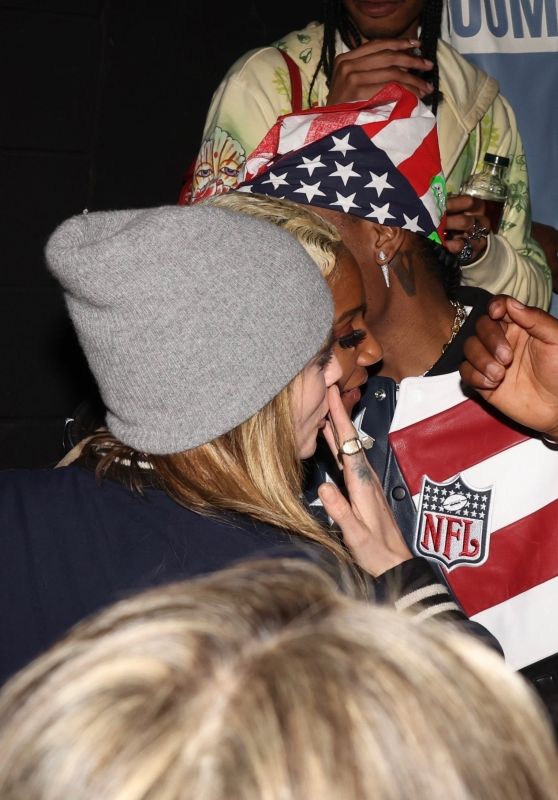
(409, 39, 420, 46)
(423, 59, 434, 68)
(495, 345, 512, 365)
(486, 364, 503, 382)
(318, 484, 335, 502)
(510, 299, 525, 310)
(426, 81, 434, 91)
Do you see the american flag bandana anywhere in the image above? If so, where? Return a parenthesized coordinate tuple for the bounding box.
(238, 84, 447, 244)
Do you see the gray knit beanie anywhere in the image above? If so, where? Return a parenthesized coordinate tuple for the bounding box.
(46, 205, 333, 454)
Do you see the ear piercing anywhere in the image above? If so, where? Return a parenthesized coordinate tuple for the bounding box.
(377, 250, 390, 287)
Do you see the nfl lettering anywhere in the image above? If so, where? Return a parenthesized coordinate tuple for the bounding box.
(415, 475, 492, 569)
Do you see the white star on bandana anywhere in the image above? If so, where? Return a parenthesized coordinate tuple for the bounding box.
(329, 161, 360, 186)
(329, 133, 356, 157)
(262, 172, 289, 190)
(366, 202, 396, 224)
(330, 191, 359, 213)
(402, 213, 424, 233)
(364, 171, 394, 197)
(240, 88, 444, 244)
(296, 156, 326, 176)
(294, 180, 326, 202)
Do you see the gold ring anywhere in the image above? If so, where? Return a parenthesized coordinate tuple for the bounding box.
(337, 437, 364, 459)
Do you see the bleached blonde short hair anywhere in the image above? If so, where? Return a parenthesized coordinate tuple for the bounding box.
(0, 559, 556, 800)
(206, 191, 342, 280)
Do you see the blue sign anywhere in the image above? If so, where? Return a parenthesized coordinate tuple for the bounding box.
(444, 0, 558, 227)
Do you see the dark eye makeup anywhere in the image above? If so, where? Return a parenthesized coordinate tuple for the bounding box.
(337, 329, 367, 350)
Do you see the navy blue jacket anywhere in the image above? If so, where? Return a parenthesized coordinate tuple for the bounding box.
(0, 464, 308, 682)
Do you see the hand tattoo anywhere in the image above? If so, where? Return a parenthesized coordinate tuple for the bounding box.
(350, 453, 373, 483)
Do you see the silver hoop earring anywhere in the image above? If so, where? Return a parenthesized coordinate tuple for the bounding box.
(377, 250, 390, 288)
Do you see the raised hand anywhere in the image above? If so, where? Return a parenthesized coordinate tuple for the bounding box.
(319, 385, 411, 576)
(460, 296, 558, 439)
(327, 38, 434, 104)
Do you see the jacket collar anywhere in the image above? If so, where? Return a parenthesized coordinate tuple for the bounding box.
(427, 286, 493, 376)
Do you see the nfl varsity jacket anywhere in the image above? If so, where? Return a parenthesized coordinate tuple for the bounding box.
(308, 286, 558, 670)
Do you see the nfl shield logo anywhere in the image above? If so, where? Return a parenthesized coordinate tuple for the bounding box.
(414, 474, 493, 570)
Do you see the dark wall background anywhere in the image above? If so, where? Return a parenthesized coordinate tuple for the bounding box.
(0, 0, 322, 468)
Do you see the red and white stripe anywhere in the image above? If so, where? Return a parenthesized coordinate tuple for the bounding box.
(389, 371, 558, 670)
(243, 84, 436, 185)
(243, 99, 398, 181)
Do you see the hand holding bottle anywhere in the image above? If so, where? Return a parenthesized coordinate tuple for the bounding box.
(445, 194, 491, 263)
(445, 153, 510, 265)
(461, 154, 510, 234)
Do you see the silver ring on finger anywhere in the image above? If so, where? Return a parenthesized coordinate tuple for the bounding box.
(469, 218, 489, 240)
(337, 437, 364, 459)
(457, 238, 474, 264)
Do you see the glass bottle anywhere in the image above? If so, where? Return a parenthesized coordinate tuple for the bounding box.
(460, 153, 510, 233)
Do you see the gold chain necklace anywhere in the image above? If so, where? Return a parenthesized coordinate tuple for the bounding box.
(418, 300, 467, 377)
(441, 300, 467, 354)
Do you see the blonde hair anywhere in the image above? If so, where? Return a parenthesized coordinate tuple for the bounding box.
(206, 191, 342, 281)
(80, 193, 348, 562)
(0, 559, 556, 800)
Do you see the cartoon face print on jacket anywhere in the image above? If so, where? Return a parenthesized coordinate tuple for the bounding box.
(191, 127, 246, 203)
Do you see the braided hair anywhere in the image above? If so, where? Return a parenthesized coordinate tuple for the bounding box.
(310, 0, 443, 114)
(419, 0, 443, 113)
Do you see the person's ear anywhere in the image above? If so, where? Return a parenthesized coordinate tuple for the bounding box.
(374, 225, 405, 265)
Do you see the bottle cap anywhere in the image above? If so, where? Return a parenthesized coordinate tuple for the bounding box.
(483, 153, 510, 167)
